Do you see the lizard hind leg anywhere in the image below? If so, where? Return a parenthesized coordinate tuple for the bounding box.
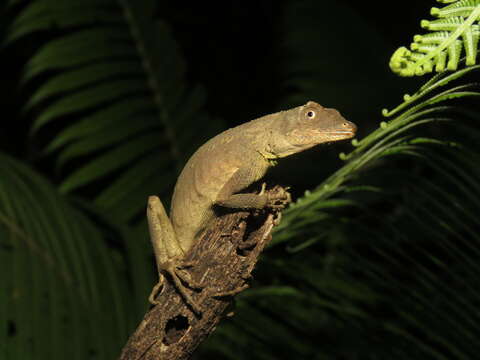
(146, 196, 202, 314)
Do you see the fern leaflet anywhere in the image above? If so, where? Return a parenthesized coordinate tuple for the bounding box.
(390, 0, 480, 76)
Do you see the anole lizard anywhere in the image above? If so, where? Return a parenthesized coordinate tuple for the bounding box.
(147, 101, 357, 313)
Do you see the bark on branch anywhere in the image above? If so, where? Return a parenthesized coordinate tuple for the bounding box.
(119, 189, 282, 360)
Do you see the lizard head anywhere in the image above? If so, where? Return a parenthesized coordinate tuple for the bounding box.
(267, 101, 357, 158)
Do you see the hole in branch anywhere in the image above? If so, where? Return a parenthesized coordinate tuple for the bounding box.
(163, 315, 189, 345)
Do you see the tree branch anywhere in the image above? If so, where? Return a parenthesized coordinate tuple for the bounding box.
(119, 189, 281, 360)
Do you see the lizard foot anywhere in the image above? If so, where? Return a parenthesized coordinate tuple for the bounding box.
(149, 262, 204, 315)
(266, 185, 291, 210)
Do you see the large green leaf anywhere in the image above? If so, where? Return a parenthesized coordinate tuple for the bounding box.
(0, 153, 130, 360)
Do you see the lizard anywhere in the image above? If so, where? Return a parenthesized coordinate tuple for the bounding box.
(147, 101, 357, 314)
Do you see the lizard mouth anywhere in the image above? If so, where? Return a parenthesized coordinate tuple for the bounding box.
(324, 130, 356, 138)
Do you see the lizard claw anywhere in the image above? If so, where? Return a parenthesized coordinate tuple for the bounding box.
(148, 276, 165, 305)
(272, 211, 282, 225)
(258, 182, 267, 196)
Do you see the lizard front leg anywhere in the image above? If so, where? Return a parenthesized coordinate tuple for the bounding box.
(216, 181, 291, 210)
(147, 196, 202, 315)
(214, 166, 291, 230)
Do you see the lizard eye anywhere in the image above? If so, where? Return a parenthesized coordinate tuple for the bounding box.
(306, 110, 316, 119)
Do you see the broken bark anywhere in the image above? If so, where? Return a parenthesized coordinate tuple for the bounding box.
(118, 190, 281, 360)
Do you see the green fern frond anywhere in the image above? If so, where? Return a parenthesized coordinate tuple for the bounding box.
(247, 68, 480, 358)
(390, 0, 480, 76)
